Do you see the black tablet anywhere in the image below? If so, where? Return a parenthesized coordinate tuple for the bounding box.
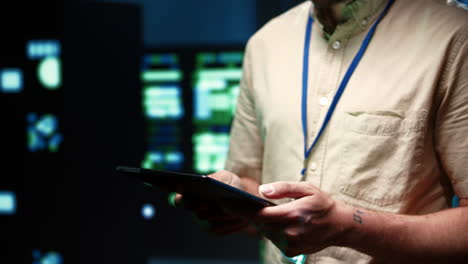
(115, 166, 276, 214)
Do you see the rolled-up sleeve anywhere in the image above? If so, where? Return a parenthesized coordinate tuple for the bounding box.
(435, 28, 468, 198)
(225, 40, 264, 182)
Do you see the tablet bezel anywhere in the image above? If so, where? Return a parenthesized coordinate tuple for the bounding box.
(115, 166, 276, 213)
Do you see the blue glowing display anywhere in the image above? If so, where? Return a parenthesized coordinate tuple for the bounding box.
(193, 52, 243, 125)
(0, 191, 16, 215)
(27, 113, 63, 152)
(142, 53, 183, 120)
(141, 203, 156, 220)
(26, 40, 62, 90)
(38, 56, 62, 90)
(27, 40, 61, 60)
(144, 85, 183, 119)
(192, 51, 243, 173)
(142, 53, 185, 170)
(32, 250, 63, 264)
(142, 150, 184, 170)
(0, 69, 23, 93)
(193, 132, 230, 174)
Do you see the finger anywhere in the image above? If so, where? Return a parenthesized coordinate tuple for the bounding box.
(169, 192, 183, 208)
(207, 170, 238, 186)
(254, 197, 315, 223)
(259, 181, 320, 199)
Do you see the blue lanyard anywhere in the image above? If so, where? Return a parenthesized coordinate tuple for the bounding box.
(300, 0, 395, 176)
(284, 2, 395, 263)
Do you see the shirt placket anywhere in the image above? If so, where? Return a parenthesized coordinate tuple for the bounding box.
(304, 37, 347, 188)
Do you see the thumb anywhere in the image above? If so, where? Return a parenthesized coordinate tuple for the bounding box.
(258, 181, 319, 199)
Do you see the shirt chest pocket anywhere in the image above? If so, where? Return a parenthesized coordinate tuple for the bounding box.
(337, 110, 427, 207)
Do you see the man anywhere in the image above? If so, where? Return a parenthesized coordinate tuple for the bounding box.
(177, 0, 468, 263)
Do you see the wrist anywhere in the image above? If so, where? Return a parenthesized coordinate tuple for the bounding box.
(334, 205, 413, 257)
(327, 201, 357, 247)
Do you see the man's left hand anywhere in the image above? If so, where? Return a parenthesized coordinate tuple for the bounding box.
(254, 181, 352, 257)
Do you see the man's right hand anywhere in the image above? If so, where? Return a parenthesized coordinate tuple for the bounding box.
(172, 170, 252, 236)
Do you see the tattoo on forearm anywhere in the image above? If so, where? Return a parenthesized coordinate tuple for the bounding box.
(353, 209, 365, 224)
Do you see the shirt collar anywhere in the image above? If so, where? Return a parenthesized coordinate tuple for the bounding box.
(313, 0, 388, 44)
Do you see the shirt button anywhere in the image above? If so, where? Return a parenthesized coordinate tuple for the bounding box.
(319, 97, 329, 106)
(332, 40, 341, 50)
(310, 162, 318, 171)
(361, 18, 368, 26)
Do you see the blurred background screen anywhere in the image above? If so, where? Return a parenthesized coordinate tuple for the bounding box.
(0, 0, 300, 264)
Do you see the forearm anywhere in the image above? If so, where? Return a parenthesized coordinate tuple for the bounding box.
(340, 204, 468, 263)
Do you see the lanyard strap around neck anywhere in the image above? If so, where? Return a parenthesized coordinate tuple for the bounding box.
(300, 0, 395, 175)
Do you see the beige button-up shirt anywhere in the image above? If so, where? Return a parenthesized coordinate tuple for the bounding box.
(225, 0, 468, 263)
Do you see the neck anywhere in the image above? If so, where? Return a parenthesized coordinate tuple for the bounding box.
(314, 0, 353, 34)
